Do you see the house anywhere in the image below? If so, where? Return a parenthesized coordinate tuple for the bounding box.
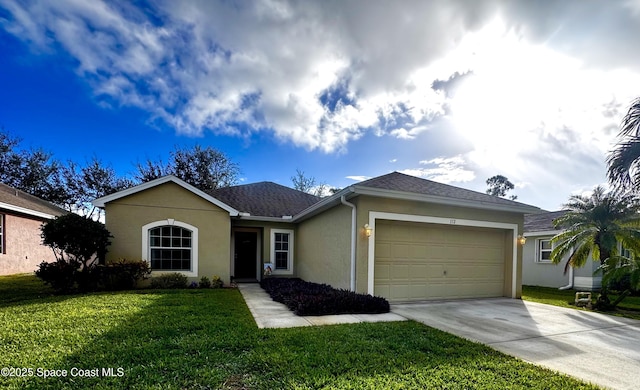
(0, 183, 67, 275)
(523, 211, 601, 290)
(92, 172, 541, 302)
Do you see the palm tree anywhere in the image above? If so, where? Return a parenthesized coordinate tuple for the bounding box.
(608, 97, 640, 190)
(551, 186, 640, 308)
(600, 255, 640, 308)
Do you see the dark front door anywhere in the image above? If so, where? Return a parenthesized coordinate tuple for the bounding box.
(234, 231, 258, 279)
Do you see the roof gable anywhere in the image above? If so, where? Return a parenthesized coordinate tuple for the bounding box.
(352, 172, 540, 212)
(0, 183, 67, 219)
(209, 182, 320, 218)
(92, 175, 239, 215)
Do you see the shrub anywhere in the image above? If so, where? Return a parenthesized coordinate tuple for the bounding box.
(95, 259, 151, 291)
(211, 275, 224, 289)
(260, 278, 390, 316)
(35, 259, 80, 293)
(150, 273, 189, 289)
(37, 213, 113, 293)
(199, 276, 211, 288)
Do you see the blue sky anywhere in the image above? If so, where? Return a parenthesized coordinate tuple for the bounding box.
(2, 0, 640, 210)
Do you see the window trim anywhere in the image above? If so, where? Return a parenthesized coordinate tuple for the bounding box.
(270, 229, 294, 275)
(0, 213, 4, 255)
(536, 238, 553, 263)
(141, 220, 198, 277)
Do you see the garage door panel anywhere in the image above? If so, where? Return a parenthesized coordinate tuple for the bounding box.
(374, 220, 507, 302)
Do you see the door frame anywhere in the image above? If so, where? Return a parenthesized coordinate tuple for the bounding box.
(367, 211, 519, 298)
(231, 227, 262, 281)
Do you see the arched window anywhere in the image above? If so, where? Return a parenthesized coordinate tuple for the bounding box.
(142, 220, 198, 277)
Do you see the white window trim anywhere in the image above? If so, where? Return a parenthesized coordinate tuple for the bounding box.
(141, 219, 199, 277)
(0, 213, 4, 255)
(270, 228, 294, 275)
(535, 238, 553, 263)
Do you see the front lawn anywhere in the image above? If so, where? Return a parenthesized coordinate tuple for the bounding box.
(0, 275, 599, 389)
(522, 285, 640, 320)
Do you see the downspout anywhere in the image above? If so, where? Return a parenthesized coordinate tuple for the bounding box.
(559, 266, 574, 290)
(341, 195, 357, 292)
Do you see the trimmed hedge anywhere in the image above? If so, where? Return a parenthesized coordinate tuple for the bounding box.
(260, 278, 390, 316)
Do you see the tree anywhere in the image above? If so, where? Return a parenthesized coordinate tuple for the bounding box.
(486, 175, 517, 200)
(550, 186, 640, 309)
(0, 129, 67, 204)
(38, 213, 113, 292)
(608, 97, 640, 191)
(291, 169, 330, 197)
(291, 169, 317, 193)
(135, 145, 239, 191)
(62, 158, 134, 218)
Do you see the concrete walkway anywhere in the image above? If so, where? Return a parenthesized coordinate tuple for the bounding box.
(238, 283, 406, 328)
(393, 298, 640, 390)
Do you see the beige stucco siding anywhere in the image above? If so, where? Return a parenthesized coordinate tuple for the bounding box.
(104, 182, 231, 282)
(296, 204, 352, 289)
(0, 213, 56, 275)
(352, 196, 523, 298)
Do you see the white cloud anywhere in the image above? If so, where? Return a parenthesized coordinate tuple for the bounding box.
(1, 0, 639, 188)
(400, 156, 475, 184)
(346, 175, 370, 182)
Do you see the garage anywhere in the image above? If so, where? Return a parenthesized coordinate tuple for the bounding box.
(373, 219, 508, 302)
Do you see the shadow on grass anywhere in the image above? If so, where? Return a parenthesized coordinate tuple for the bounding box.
(1, 286, 600, 389)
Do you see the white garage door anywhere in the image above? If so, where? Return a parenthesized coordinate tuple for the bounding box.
(374, 220, 506, 302)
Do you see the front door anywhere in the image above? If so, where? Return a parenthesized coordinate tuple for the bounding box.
(234, 231, 258, 280)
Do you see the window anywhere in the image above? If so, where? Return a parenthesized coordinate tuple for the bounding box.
(142, 220, 198, 277)
(0, 214, 4, 254)
(271, 229, 294, 274)
(536, 239, 553, 263)
(149, 226, 192, 271)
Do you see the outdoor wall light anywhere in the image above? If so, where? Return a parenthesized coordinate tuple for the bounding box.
(364, 223, 372, 238)
(517, 235, 527, 245)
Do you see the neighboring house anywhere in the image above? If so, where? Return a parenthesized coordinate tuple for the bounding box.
(523, 211, 601, 290)
(0, 183, 67, 275)
(92, 172, 541, 302)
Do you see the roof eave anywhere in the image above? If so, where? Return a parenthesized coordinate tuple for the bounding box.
(292, 187, 357, 222)
(350, 186, 542, 214)
(0, 202, 58, 219)
(92, 175, 240, 216)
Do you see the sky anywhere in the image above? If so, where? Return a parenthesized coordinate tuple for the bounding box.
(1, 0, 640, 211)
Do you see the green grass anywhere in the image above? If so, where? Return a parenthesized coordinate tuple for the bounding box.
(522, 285, 640, 320)
(0, 275, 600, 390)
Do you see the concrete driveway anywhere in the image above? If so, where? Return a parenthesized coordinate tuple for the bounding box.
(392, 298, 640, 390)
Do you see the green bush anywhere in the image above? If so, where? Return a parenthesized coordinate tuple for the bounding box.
(199, 276, 211, 288)
(211, 275, 224, 289)
(95, 259, 151, 290)
(150, 273, 189, 289)
(36, 213, 114, 293)
(34, 259, 80, 293)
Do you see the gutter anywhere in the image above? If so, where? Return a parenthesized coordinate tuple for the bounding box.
(340, 195, 357, 292)
(559, 266, 574, 290)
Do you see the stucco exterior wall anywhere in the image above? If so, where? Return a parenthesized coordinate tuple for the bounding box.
(523, 233, 601, 289)
(296, 204, 352, 289)
(352, 196, 524, 298)
(0, 213, 56, 275)
(104, 182, 231, 282)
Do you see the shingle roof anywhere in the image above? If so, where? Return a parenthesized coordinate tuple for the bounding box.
(0, 183, 67, 218)
(354, 172, 537, 210)
(209, 182, 321, 218)
(524, 210, 567, 232)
